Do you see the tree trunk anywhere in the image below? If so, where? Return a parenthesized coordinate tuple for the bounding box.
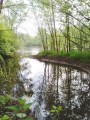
(0, 0, 3, 14)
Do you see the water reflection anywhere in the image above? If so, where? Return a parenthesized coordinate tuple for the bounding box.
(0, 58, 26, 97)
(20, 58, 90, 120)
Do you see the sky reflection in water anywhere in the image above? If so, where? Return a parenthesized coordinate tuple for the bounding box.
(19, 57, 90, 120)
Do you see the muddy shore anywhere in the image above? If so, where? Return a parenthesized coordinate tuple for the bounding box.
(32, 55, 90, 74)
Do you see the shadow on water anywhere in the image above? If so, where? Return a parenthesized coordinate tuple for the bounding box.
(19, 57, 90, 120)
(0, 58, 28, 97)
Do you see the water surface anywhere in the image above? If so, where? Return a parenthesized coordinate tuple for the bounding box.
(19, 55, 90, 120)
(0, 46, 90, 120)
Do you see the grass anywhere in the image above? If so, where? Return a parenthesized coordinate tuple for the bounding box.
(38, 50, 90, 62)
(38, 50, 58, 56)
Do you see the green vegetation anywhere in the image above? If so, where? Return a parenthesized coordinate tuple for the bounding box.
(0, 55, 20, 95)
(0, 95, 11, 108)
(51, 105, 62, 114)
(38, 50, 90, 61)
(50, 105, 62, 120)
(0, 0, 29, 59)
(0, 16, 19, 60)
(0, 96, 33, 120)
(18, 33, 42, 47)
(30, 0, 90, 61)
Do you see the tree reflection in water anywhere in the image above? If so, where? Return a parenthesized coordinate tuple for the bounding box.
(1, 57, 89, 120)
(0, 58, 29, 97)
(31, 62, 90, 120)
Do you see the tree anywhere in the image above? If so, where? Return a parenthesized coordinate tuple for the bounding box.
(0, 0, 3, 13)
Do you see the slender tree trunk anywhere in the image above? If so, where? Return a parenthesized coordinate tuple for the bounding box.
(45, 28, 48, 50)
(66, 13, 70, 52)
(0, 0, 3, 14)
(51, 0, 58, 52)
(79, 27, 82, 51)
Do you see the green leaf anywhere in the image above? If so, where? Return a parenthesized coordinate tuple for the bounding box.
(16, 113, 26, 118)
(58, 106, 62, 111)
(23, 103, 32, 110)
(25, 118, 33, 120)
(50, 110, 57, 113)
(18, 98, 26, 106)
(6, 106, 20, 111)
(52, 105, 57, 109)
(0, 115, 10, 120)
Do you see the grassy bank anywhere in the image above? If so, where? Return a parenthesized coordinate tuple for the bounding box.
(38, 50, 90, 62)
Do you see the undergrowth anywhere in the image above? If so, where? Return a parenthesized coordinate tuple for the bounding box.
(38, 50, 90, 61)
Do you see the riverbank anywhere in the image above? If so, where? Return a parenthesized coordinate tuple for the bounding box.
(33, 55, 90, 74)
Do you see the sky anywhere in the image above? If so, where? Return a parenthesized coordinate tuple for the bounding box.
(17, 0, 38, 36)
(3, 0, 38, 36)
(17, 15, 38, 36)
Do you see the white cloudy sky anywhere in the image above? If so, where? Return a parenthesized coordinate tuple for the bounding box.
(3, 0, 38, 36)
(17, 0, 38, 36)
(17, 14, 38, 36)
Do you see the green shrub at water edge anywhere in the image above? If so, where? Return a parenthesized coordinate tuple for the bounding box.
(38, 50, 58, 56)
(38, 50, 90, 61)
(0, 95, 11, 105)
(0, 39, 15, 59)
(0, 55, 4, 62)
(69, 51, 90, 60)
(0, 96, 33, 120)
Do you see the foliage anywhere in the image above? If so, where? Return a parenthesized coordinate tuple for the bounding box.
(69, 51, 90, 60)
(51, 105, 62, 113)
(50, 105, 62, 120)
(60, 50, 90, 61)
(0, 39, 15, 58)
(38, 50, 90, 62)
(0, 55, 20, 95)
(18, 33, 42, 47)
(0, 16, 18, 59)
(0, 115, 10, 120)
(0, 55, 3, 62)
(38, 50, 57, 56)
(0, 95, 11, 107)
(30, 0, 90, 58)
(0, 97, 33, 120)
(0, 17, 19, 47)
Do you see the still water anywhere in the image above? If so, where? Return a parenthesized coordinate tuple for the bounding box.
(0, 47, 90, 120)
(18, 47, 90, 120)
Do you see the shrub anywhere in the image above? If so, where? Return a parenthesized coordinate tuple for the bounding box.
(0, 39, 15, 58)
(0, 96, 33, 120)
(38, 50, 90, 61)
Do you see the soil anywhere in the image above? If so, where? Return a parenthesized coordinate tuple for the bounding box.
(33, 55, 90, 74)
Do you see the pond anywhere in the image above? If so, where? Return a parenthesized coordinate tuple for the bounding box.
(0, 46, 90, 120)
(19, 47, 90, 120)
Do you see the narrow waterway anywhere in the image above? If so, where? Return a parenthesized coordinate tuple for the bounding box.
(18, 47, 90, 120)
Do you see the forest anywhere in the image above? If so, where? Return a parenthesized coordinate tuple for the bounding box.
(0, 0, 90, 120)
(29, 0, 90, 60)
(0, 0, 90, 59)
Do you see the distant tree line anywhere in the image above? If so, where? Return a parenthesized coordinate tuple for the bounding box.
(18, 33, 42, 47)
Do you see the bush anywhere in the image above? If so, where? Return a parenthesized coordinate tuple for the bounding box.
(38, 50, 90, 61)
(0, 39, 15, 58)
(69, 51, 90, 60)
(38, 50, 58, 56)
(0, 96, 33, 120)
(0, 55, 3, 61)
